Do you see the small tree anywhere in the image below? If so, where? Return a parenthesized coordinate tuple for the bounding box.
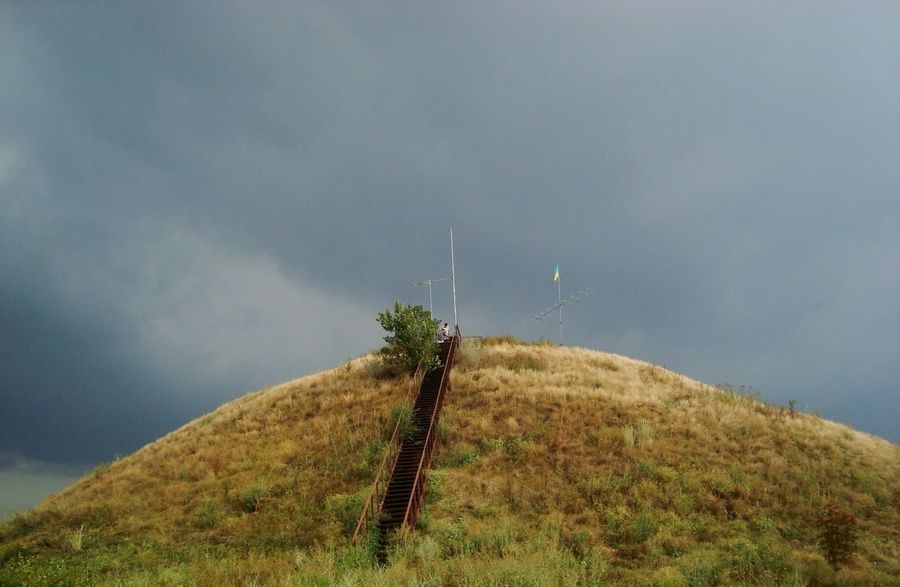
(818, 500, 858, 569)
(377, 301, 441, 375)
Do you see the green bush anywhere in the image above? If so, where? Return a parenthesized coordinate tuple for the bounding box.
(425, 470, 446, 501)
(377, 301, 440, 375)
(239, 482, 268, 513)
(677, 549, 722, 587)
(324, 493, 365, 537)
(629, 511, 659, 544)
(725, 538, 796, 584)
(442, 444, 479, 467)
(388, 403, 420, 442)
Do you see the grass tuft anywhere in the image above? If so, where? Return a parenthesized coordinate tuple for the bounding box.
(65, 525, 85, 553)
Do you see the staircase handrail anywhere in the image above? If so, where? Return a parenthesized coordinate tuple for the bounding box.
(351, 362, 425, 544)
(399, 328, 459, 534)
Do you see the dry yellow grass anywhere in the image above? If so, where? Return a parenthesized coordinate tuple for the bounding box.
(2, 356, 412, 557)
(2, 340, 898, 585)
(433, 340, 899, 583)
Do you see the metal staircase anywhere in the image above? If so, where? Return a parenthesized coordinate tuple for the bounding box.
(352, 328, 459, 561)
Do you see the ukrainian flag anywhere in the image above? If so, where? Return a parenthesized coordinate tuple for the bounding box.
(553, 264, 560, 282)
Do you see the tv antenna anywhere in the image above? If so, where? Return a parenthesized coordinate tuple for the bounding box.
(411, 277, 450, 317)
(532, 287, 594, 344)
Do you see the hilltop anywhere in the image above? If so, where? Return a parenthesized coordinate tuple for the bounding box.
(2, 339, 898, 585)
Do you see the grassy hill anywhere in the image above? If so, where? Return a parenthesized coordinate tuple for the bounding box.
(2, 339, 898, 585)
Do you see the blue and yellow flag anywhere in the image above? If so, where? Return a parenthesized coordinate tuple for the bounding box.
(553, 264, 560, 282)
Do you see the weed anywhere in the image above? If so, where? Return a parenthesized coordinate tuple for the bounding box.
(482, 335, 522, 346)
(561, 530, 591, 561)
(454, 344, 485, 371)
(629, 511, 659, 543)
(637, 461, 656, 478)
(416, 535, 442, 562)
(435, 417, 449, 443)
(678, 549, 721, 587)
(364, 357, 394, 379)
(818, 500, 858, 569)
(392, 403, 420, 442)
(478, 351, 546, 372)
(324, 492, 365, 537)
(358, 438, 386, 475)
(638, 420, 654, 446)
(425, 470, 445, 501)
(194, 500, 223, 529)
(208, 453, 227, 476)
(239, 481, 268, 513)
(599, 358, 620, 372)
(66, 524, 85, 552)
(90, 461, 111, 479)
(622, 421, 653, 448)
(725, 538, 796, 584)
(2, 511, 38, 541)
(441, 444, 479, 467)
(502, 436, 527, 459)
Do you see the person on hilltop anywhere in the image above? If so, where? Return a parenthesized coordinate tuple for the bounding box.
(437, 322, 450, 342)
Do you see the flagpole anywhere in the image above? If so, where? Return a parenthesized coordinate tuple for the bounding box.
(558, 273, 563, 346)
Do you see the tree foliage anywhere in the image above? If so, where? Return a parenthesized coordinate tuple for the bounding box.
(376, 301, 441, 375)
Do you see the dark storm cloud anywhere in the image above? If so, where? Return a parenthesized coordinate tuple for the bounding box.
(1, 0, 898, 515)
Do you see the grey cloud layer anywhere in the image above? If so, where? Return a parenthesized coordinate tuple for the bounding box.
(1, 0, 898, 485)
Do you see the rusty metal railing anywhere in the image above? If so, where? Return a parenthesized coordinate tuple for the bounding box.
(351, 363, 424, 544)
(398, 326, 459, 536)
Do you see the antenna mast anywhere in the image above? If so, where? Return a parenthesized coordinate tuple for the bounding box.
(450, 228, 458, 329)
(532, 286, 594, 345)
(410, 277, 450, 316)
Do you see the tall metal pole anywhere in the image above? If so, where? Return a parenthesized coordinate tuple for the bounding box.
(450, 228, 458, 329)
(558, 275, 563, 345)
(411, 278, 449, 317)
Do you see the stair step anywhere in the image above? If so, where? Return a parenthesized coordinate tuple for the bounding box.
(386, 482, 415, 489)
(386, 485, 415, 493)
(386, 484, 415, 492)
(383, 498, 412, 506)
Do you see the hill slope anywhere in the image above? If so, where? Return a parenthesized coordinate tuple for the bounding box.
(2, 340, 898, 585)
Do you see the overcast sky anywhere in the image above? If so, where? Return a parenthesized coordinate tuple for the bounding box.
(2, 1, 898, 516)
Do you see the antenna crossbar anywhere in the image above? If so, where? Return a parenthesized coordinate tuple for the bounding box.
(410, 277, 451, 317)
(532, 288, 594, 321)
